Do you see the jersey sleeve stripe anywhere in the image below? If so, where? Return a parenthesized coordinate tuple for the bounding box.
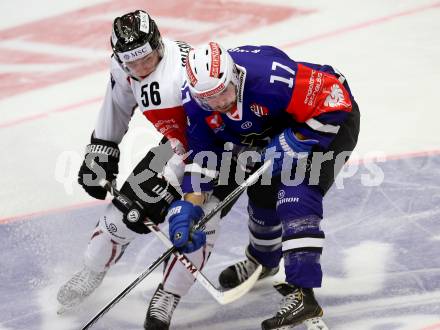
(305, 118, 340, 134)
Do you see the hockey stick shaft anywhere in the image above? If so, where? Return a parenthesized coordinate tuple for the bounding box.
(81, 160, 271, 329)
(81, 245, 175, 329)
(192, 159, 272, 231)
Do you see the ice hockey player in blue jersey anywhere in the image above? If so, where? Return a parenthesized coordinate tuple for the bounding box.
(165, 42, 360, 329)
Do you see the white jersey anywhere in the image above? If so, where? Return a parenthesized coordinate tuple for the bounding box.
(73, 39, 219, 304)
(94, 38, 191, 146)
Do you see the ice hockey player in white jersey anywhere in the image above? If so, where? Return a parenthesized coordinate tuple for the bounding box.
(56, 10, 222, 329)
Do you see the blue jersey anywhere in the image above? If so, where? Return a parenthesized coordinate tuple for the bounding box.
(181, 45, 354, 193)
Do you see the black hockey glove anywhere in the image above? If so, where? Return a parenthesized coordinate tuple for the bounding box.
(78, 135, 120, 200)
(113, 172, 181, 234)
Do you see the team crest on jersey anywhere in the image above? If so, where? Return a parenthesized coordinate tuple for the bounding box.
(205, 112, 225, 133)
(250, 103, 269, 117)
(324, 84, 349, 108)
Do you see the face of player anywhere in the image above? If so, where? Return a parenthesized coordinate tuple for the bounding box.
(125, 49, 161, 78)
(201, 83, 237, 113)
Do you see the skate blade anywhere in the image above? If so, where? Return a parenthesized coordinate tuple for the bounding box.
(303, 317, 329, 330)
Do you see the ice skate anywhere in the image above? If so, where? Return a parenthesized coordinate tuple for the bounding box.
(261, 283, 328, 330)
(219, 250, 279, 289)
(144, 283, 181, 330)
(57, 266, 106, 313)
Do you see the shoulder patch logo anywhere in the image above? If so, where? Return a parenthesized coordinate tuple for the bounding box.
(324, 84, 346, 108)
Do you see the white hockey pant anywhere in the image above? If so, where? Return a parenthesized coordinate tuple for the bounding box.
(83, 197, 221, 297)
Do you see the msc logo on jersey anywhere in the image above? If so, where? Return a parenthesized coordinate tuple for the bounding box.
(205, 112, 225, 133)
(250, 103, 269, 117)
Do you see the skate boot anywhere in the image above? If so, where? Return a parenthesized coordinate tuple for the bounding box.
(144, 284, 181, 330)
(219, 250, 279, 289)
(57, 266, 106, 309)
(261, 283, 325, 330)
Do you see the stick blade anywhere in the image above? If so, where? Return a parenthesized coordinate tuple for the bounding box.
(216, 264, 263, 305)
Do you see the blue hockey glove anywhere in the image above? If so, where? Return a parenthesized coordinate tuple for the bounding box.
(263, 128, 318, 176)
(168, 200, 206, 253)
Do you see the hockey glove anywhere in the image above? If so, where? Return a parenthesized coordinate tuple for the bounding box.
(113, 173, 181, 234)
(263, 128, 318, 177)
(78, 135, 120, 200)
(168, 200, 206, 253)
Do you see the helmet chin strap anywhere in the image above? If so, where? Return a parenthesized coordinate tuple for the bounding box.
(195, 82, 238, 112)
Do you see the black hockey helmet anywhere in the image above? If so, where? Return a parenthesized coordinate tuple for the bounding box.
(111, 10, 164, 69)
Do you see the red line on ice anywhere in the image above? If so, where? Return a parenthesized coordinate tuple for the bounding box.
(0, 200, 108, 224)
(0, 0, 299, 100)
(281, 2, 440, 49)
(420, 323, 440, 330)
(0, 96, 102, 129)
(1, 2, 440, 222)
(2, 2, 439, 129)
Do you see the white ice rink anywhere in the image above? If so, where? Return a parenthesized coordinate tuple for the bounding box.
(1, 1, 440, 329)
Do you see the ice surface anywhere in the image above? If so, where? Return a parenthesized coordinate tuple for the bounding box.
(1, 1, 439, 329)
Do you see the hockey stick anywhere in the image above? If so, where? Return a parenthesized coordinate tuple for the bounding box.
(80, 160, 272, 329)
(101, 180, 262, 305)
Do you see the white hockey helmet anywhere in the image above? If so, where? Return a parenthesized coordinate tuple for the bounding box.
(185, 42, 239, 111)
